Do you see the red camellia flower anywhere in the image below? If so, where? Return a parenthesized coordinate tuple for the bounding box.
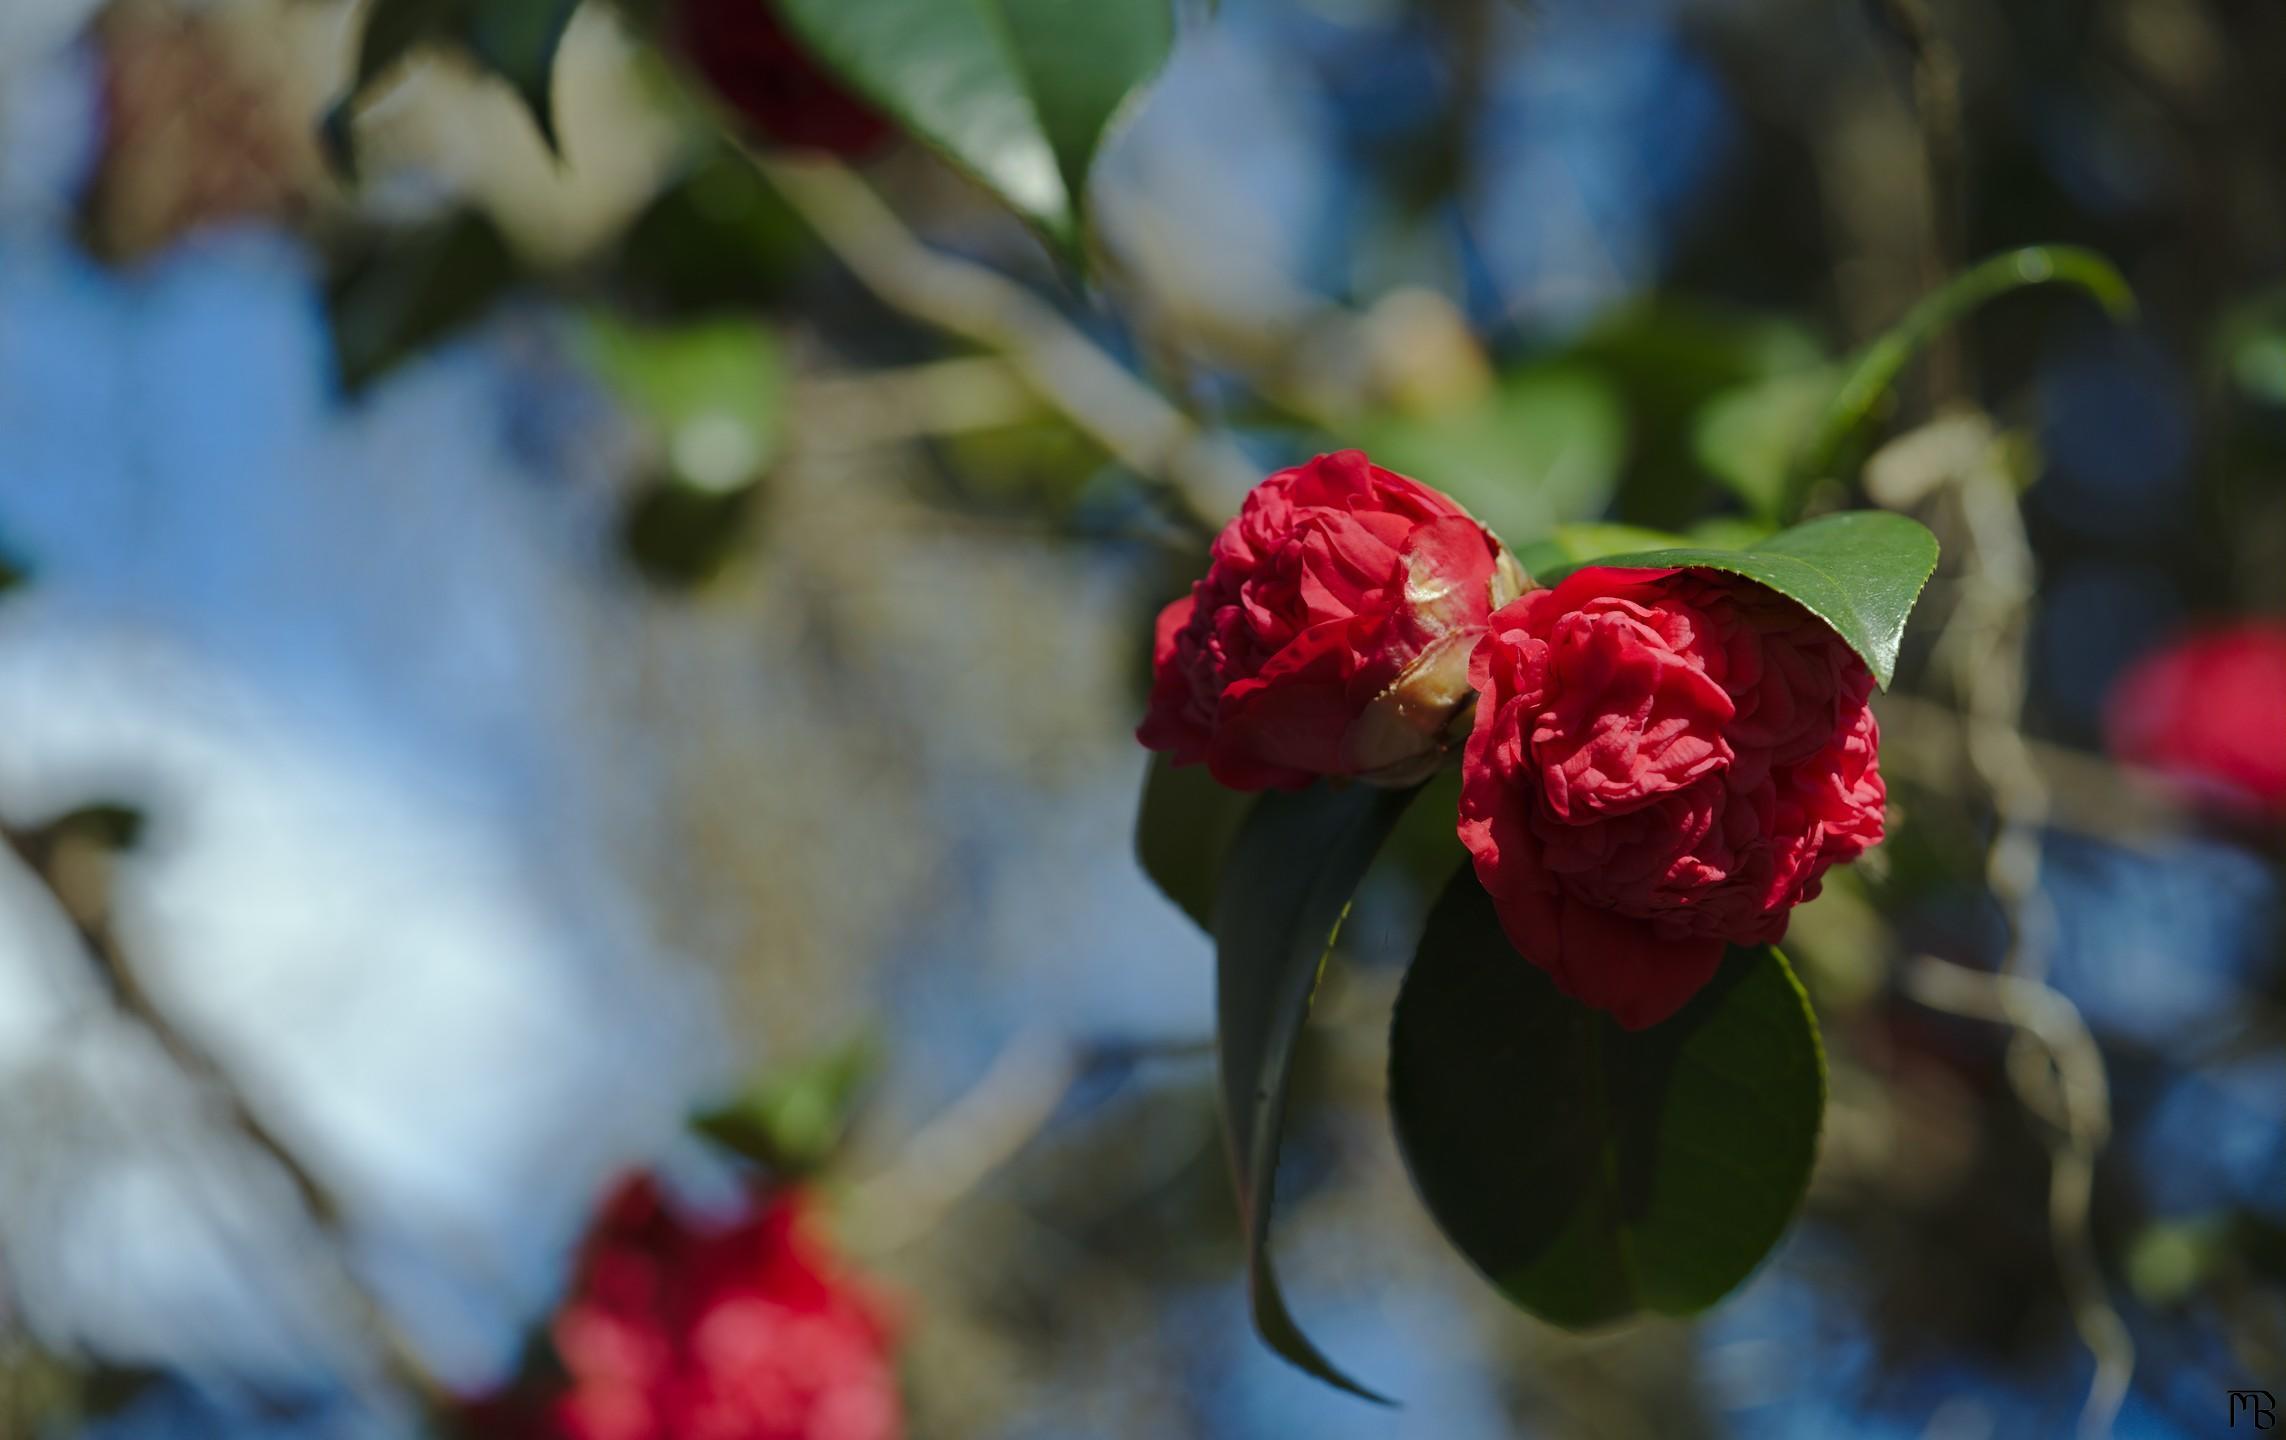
(674, 0, 893, 158)
(1458, 567, 1885, 1028)
(469, 1177, 902, 1440)
(1138, 451, 1526, 791)
(2105, 620, 2286, 822)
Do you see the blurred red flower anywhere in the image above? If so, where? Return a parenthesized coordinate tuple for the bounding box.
(674, 0, 894, 157)
(469, 1177, 902, 1440)
(2106, 621, 2286, 822)
(1458, 566, 1885, 1028)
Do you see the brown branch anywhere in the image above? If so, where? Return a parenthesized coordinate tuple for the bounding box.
(740, 148, 1261, 538)
(0, 812, 451, 1417)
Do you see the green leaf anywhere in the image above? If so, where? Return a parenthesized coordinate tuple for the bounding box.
(1215, 781, 1418, 1401)
(1691, 366, 1839, 521)
(576, 313, 789, 493)
(692, 1036, 878, 1172)
(773, 0, 1174, 253)
(1357, 363, 1625, 548)
(1534, 510, 1939, 689)
(1135, 754, 1254, 932)
(323, 0, 582, 173)
(1793, 245, 2134, 513)
(1388, 872, 1825, 1329)
(327, 210, 520, 393)
(465, 0, 584, 152)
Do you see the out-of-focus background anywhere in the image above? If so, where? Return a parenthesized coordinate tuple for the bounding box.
(0, 0, 2281, 1435)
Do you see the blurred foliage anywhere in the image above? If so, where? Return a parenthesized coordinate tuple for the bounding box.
(324, 0, 582, 170)
(328, 211, 521, 392)
(772, 0, 1173, 254)
(1357, 362, 1624, 545)
(693, 1037, 880, 1174)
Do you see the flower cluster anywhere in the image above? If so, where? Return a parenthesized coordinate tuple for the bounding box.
(1139, 453, 1889, 1027)
(468, 1177, 902, 1440)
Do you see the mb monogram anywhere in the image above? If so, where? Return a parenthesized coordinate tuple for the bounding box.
(2232, 1390, 2277, 1430)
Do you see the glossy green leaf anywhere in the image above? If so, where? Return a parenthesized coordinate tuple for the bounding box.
(323, 0, 582, 173)
(1135, 754, 1254, 933)
(1792, 245, 2134, 514)
(773, 0, 1174, 252)
(1215, 781, 1418, 1401)
(1357, 364, 1625, 548)
(1389, 873, 1825, 1329)
(1534, 511, 1939, 689)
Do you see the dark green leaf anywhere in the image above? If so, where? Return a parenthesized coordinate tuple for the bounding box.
(464, 0, 584, 153)
(327, 211, 520, 393)
(1389, 872, 1825, 1329)
(324, 0, 582, 173)
(772, 0, 1174, 252)
(1135, 753, 1254, 933)
(1535, 511, 1939, 689)
(1215, 781, 1418, 1401)
(1792, 245, 2134, 513)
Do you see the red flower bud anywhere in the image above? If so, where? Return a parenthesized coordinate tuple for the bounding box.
(674, 0, 893, 158)
(1138, 451, 1527, 791)
(1458, 567, 1885, 1028)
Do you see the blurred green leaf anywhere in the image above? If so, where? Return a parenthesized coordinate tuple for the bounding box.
(1135, 754, 1254, 933)
(1215, 781, 1418, 1401)
(617, 151, 817, 313)
(324, 0, 583, 172)
(1388, 872, 1824, 1329)
(1568, 302, 1825, 529)
(619, 480, 760, 590)
(578, 313, 789, 492)
(773, 0, 1174, 255)
(328, 211, 520, 393)
(692, 1036, 879, 1173)
(1357, 364, 1626, 549)
(1534, 511, 1940, 689)
(1692, 366, 1839, 521)
(1512, 523, 1688, 581)
(1794, 245, 2134, 514)
(465, 0, 584, 151)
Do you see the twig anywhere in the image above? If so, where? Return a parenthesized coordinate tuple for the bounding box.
(743, 149, 1259, 536)
(1869, 0, 1969, 405)
(1873, 689, 2189, 844)
(0, 814, 452, 1418)
(842, 1029, 1075, 1256)
(1855, 3, 2134, 1427)
(1910, 446, 2135, 1438)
